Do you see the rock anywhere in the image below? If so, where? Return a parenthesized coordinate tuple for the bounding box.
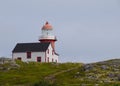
(99, 80, 103, 83)
(108, 73, 115, 78)
(0, 57, 13, 64)
(117, 74, 120, 81)
(87, 75, 97, 80)
(83, 64, 94, 71)
(103, 79, 111, 83)
(101, 65, 108, 70)
(76, 72, 80, 75)
(74, 72, 80, 78)
(81, 84, 87, 86)
(0, 57, 20, 71)
(113, 69, 119, 71)
(10, 63, 20, 68)
(95, 84, 99, 86)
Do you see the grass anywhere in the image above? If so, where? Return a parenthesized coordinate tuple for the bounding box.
(0, 61, 81, 86)
(0, 59, 120, 86)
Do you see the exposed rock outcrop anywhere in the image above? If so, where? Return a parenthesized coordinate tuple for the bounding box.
(0, 57, 20, 71)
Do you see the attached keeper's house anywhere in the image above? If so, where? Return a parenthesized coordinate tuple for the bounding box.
(12, 22, 59, 62)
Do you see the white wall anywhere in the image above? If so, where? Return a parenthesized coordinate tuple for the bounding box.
(46, 44, 58, 62)
(12, 44, 58, 62)
(13, 52, 45, 62)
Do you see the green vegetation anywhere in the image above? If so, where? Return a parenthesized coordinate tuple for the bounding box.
(54, 59, 120, 86)
(0, 60, 81, 86)
(0, 59, 120, 86)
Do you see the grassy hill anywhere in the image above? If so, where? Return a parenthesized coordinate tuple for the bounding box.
(54, 59, 120, 86)
(0, 59, 120, 86)
(0, 60, 81, 86)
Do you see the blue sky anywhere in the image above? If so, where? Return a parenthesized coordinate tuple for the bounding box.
(0, 0, 120, 63)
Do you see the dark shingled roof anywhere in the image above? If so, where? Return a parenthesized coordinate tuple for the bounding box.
(12, 42, 50, 53)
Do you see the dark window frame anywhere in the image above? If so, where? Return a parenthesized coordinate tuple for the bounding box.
(27, 52, 31, 59)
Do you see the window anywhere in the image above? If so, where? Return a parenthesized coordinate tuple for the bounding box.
(45, 57, 46, 62)
(47, 49, 49, 54)
(17, 57, 21, 60)
(52, 50, 54, 55)
(27, 52, 31, 59)
(48, 57, 49, 63)
(52, 58, 54, 62)
(56, 60, 57, 63)
(37, 57, 41, 62)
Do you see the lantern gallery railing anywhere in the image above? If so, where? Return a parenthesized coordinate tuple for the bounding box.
(39, 36, 57, 40)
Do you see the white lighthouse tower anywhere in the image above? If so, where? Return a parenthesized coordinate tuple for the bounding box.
(39, 21, 57, 51)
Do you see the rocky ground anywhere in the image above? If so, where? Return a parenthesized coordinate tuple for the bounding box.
(0, 57, 20, 71)
(74, 59, 120, 83)
(0, 57, 120, 86)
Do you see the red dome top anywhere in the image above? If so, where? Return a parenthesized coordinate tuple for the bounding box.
(42, 22, 53, 30)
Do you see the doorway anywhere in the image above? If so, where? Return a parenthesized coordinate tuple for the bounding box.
(37, 57, 41, 62)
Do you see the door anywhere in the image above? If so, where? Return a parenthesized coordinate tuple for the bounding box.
(37, 57, 41, 62)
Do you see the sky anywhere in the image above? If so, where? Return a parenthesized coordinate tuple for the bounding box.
(0, 0, 120, 63)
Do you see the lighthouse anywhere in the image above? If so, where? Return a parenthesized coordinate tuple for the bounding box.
(39, 22, 57, 51)
(12, 21, 59, 62)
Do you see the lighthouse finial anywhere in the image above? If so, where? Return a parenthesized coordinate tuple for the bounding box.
(42, 21, 52, 30)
